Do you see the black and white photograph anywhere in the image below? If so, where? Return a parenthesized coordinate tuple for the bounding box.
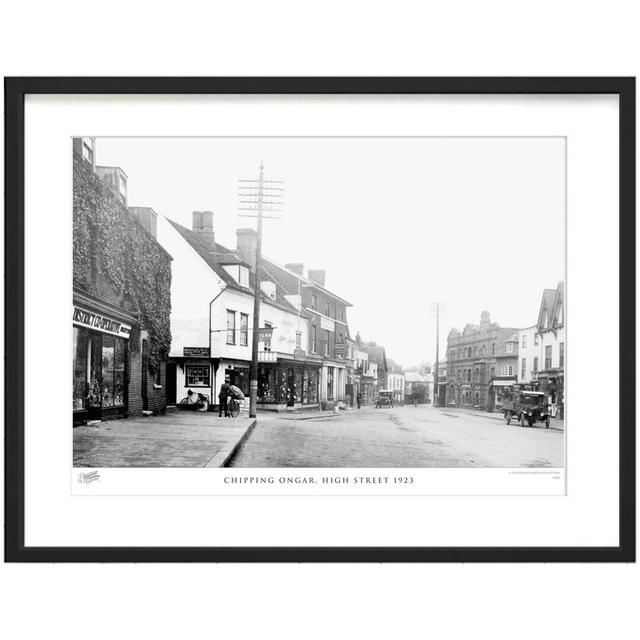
(7, 76, 632, 565)
(72, 135, 566, 471)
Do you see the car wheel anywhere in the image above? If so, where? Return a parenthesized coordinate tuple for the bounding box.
(520, 414, 526, 427)
(505, 411, 511, 425)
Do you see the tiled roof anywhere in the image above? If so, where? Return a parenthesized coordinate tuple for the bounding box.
(261, 257, 353, 306)
(168, 219, 251, 292)
(537, 282, 564, 330)
(168, 218, 305, 316)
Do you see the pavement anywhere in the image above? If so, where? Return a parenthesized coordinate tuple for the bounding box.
(73, 411, 255, 468)
(228, 405, 565, 468)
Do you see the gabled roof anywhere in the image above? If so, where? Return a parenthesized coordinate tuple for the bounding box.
(168, 218, 251, 293)
(167, 218, 304, 316)
(537, 282, 564, 330)
(360, 344, 388, 371)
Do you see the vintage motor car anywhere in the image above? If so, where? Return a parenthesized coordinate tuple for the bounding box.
(375, 390, 394, 408)
(502, 388, 550, 428)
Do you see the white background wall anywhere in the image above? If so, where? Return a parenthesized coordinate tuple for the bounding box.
(2, 3, 638, 640)
(156, 215, 225, 357)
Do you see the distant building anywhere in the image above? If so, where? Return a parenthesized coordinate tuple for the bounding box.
(353, 344, 376, 405)
(359, 341, 388, 394)
(446, 311, 519, 411)
(405, 371, 433, 404)
(535, 283, 565, 418)
(386, 359, 406, 404)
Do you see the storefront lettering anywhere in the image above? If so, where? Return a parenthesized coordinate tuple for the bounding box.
(73, 307, 132, 338)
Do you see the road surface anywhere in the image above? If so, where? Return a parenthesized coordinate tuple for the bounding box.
(229, 405, 564, 468)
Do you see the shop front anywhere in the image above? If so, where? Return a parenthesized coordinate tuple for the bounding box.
(537, 370, 564, 418)
(257, 354, 321, 411)
(72, 301, 135, 424)
(488, 377, 517, 412)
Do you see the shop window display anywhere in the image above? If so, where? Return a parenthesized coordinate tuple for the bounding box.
(73, 327, 88, 410)
(73, 327, 126, 412)
(185, 365, 210, 387)
(258, 365, 276, 403)
(303, 368, 318, 405)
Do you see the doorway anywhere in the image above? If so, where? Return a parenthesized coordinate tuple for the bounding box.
(166, 363, 177, 405)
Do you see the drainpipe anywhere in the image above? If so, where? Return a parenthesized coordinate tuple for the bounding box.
(209, 285, 228, 406)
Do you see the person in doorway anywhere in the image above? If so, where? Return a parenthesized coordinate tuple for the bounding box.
(218, 378, 231, 417)
(356, 391, 362, 409)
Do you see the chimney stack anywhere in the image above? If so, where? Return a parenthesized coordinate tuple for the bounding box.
(129, 206, 158, 239)
(236, 228, 258, 270)
(95, 165, 128, 204)
(308, 269, 326, 287)
(192, 210, 215, 251)
(285, 263, 304, 276)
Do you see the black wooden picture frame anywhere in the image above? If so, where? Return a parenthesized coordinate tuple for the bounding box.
(4, 77, 636, 562)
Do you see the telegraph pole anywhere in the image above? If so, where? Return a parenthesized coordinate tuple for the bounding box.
(238, 162, 284, 417)
(430, 302, 445, 407)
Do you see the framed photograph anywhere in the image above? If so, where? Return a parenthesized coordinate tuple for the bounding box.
(5, 77, 635, 562)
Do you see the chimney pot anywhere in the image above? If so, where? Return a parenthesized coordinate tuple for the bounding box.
(192, 210, 215, 251)
(200, 210, 213, 231)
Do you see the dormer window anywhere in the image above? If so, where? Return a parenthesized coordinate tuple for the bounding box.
(222, 264, 250, 287)
(260, 280, 276, 301)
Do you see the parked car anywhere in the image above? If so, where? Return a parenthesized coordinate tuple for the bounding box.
(503, 388, 550, 428)
(375, 390, 394, 408)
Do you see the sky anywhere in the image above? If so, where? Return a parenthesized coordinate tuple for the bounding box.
(94, 137, 565, 368)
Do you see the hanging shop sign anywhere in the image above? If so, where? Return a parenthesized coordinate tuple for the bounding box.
(72, 306, 132, 339)
(183, 347, 210, 358)
(258, 327, 273, 344)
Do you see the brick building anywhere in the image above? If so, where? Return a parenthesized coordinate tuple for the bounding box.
(72, 138, 172, 424)
(259, 257, 353, 410)
(446, 311, 519, 411)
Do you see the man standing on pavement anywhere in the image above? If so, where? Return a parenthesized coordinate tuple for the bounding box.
(218, 377, 231, 417)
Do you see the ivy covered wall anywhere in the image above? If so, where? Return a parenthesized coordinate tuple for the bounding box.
(73, 156, 172, 374)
